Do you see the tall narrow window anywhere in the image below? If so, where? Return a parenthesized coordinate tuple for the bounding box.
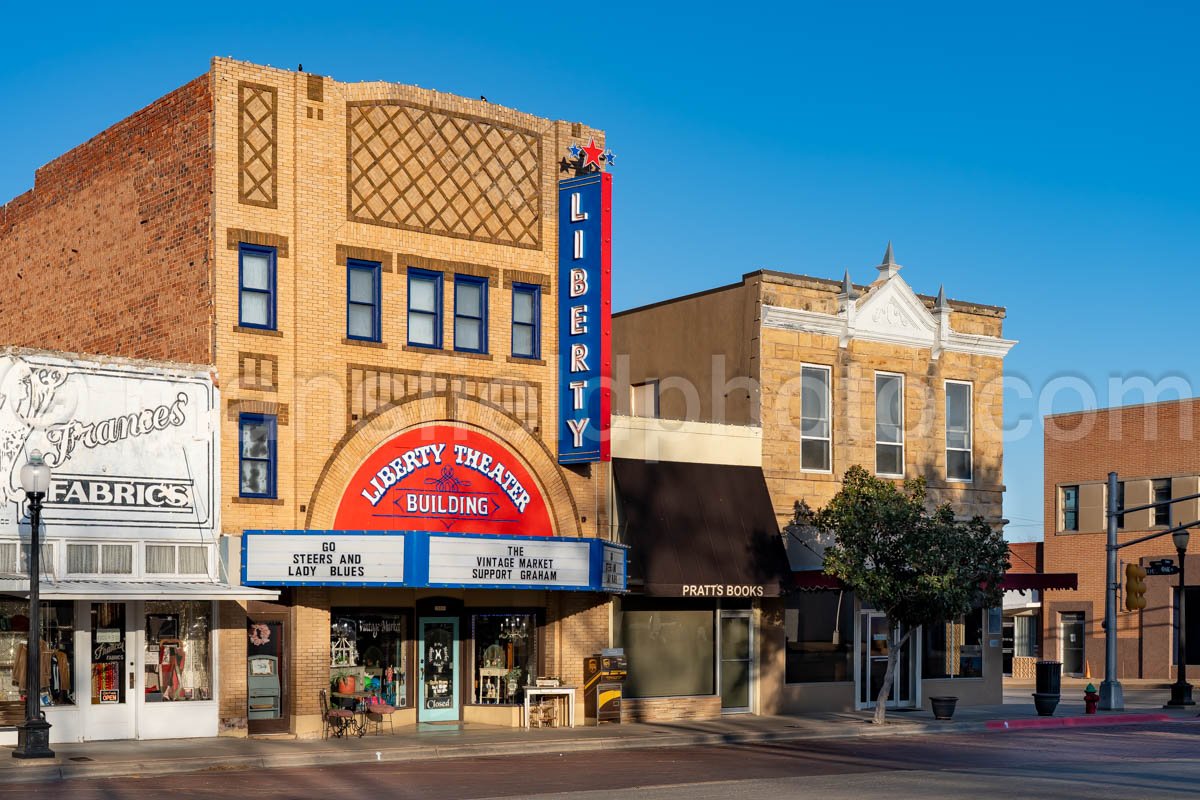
(239, 244, 276, 330)
(1154, 479, 1172, 526)
(511, 283, 540, 359)
(454, 275, 487, 353)
(630, 381, 660, 418)
(347, 259, 381, 342)
(875, 373, 904, 477)
(945, 381, 973, 481)
(1062, 485, 1079, 532)
(239, 413, 277, 499)
(800, 364, 832, 472)
(407, 269, 442, 348)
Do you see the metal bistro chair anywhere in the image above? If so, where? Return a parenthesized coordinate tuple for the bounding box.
(364, 693, 398, 735)
(320, 689, 355, 739)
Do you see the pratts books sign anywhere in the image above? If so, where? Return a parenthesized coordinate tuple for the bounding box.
(557, 172, 612, 464)
(333, 425, 553, 536)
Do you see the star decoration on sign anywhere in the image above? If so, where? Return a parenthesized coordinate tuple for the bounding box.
(602, 148, 615, 166)
(568, 143, 582, 159)
(581, 139, 604, 168)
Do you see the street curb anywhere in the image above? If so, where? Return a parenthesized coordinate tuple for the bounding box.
(984, 712, 1173, 731)
(0, 712, 1187, 785)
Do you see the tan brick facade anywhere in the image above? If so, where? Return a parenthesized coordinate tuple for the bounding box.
(1, 58, 615, 738)
(1042, 399, 1200, 680)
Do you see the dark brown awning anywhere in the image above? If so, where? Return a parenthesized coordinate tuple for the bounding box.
(613, 459, 789, 597)
(1000, 573, 1078, 592)
(789, 571, 845, 591)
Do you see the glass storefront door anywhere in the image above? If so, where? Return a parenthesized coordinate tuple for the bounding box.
(1060, 612, 1085, 676)
(87, 601, 135, 740)
(719, 610, 752, 713)
(418, 617, 459, 722)
(247, 614, 287, 734)
(858, 612, 914, 709)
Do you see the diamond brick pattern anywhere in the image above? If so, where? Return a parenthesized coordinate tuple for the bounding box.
(347, 102, 542, 249)
(239, 82, 277, 208)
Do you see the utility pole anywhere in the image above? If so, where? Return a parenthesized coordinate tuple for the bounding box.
(1101, 471, 1123, 711)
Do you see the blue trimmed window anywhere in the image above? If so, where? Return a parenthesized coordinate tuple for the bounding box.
(511, 283, 540, 359)
(407, 269, 442, 348)
(239, 414, 277, 498)
(238, 244, 276, 330)
(454, 275, 488, 353)
(347, 259, 381, 342)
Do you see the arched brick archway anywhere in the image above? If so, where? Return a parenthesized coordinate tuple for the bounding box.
(304, 394, 581, 537)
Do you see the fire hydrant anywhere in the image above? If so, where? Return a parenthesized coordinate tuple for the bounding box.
(1084, 683, 1100, 715)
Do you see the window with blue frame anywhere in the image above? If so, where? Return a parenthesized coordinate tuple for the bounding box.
(347, 259, 381, 341)
(239, 414, 277, 498)
(407, 269, 442, 348)
(511, 283, 540, 359)
(239, 244, 276, 329)
(454, 275, 487, 353)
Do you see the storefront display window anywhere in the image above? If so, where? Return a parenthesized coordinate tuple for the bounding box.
(784, 590, 853, 683)
(144, 601, 212, 702)
(329, 609, 407, 707)
(923, 611, 984, 679)
(0, 600, 74, 706)
(471, 613, 537, 705)
(617, 598, 715, 698)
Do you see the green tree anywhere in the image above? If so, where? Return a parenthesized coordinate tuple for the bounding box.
(792, 465, 1009, 725)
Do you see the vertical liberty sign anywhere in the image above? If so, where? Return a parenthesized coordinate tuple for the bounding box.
(557, 172, 612, 463)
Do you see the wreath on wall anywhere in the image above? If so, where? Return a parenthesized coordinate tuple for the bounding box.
(249, 623, 272, 647)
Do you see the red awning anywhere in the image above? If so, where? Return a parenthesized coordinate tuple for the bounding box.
(789, 571, 845, 591)
(1000, 573, 1078, 592)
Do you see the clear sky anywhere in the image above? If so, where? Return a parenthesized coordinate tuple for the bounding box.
(2, 1, 1197, 542)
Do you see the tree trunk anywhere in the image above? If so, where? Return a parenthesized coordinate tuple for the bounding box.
(872, 625, 913, 725)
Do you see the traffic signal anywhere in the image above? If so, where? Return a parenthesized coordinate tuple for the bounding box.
(1125, 563, 1147, 611)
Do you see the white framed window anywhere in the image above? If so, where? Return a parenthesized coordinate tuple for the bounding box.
(800, 364, 832, 472)
(945, 380, 973, 482)
(67, 543, 133, 576)
(146, 544, 210, 575)
(875, 372, 905, 477)
(631, 380, 660, 419)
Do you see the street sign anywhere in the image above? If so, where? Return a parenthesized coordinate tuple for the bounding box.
(1146, 559, 1180, 577)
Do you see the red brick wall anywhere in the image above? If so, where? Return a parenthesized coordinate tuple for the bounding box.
(0, 74, 214, 363)
(1043, 399, 1200, 679)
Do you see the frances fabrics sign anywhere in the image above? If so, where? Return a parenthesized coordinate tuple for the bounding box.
(333, 424, 553, 537)
(557, 172, 612, 464)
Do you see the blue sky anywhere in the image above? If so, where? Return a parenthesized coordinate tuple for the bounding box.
(2, 1, 1197, 541)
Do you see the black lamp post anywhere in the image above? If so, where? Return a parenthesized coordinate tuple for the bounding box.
(12, 450, 54, 759)
(1168, 528, 1194, 707)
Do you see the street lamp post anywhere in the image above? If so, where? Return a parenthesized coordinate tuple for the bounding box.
(1168, 528, 1194, 707)
(12, 450, 53, 759)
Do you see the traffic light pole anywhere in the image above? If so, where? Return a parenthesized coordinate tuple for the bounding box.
(1101, 470, 1200, 711)
(1101, 472, 1123, 711)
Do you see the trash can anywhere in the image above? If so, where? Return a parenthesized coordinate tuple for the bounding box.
(1033, 660, 1061, 716)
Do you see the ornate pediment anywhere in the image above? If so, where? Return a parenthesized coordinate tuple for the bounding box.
(853, 275, 938, 347)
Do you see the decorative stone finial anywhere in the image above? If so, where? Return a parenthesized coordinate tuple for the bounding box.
(876, 241, 901, 278)
(840, 270, 858, 299)
(934, 284, 950, 312)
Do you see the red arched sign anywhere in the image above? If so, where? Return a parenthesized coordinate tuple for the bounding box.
(334, 425, 553, 536)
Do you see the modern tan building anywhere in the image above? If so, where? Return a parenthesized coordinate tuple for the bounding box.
(611, 247, 1017, 716)
(1042, 398, 1200, 681)
(0, 58, 622, 740)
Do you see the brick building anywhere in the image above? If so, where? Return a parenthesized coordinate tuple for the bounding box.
(1042, 398, 1200, 681)
(611, 247, 1017, 715)
(0, 58, 623, 740)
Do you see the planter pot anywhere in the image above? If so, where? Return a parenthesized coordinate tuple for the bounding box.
(336, 675, 356, 694)
(1032, 691, 1060, 717)
(929, 696, 958, 720)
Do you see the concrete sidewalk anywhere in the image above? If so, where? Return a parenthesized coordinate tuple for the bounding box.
(2, 693, 1195, 785)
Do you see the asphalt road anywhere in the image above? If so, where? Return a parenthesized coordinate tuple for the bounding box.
(15, 721, 1200, 799)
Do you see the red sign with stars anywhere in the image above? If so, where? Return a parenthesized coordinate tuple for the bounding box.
(334, 425, 553, 536)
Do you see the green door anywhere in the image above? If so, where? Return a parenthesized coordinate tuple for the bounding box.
(418, 617, 459, 722)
